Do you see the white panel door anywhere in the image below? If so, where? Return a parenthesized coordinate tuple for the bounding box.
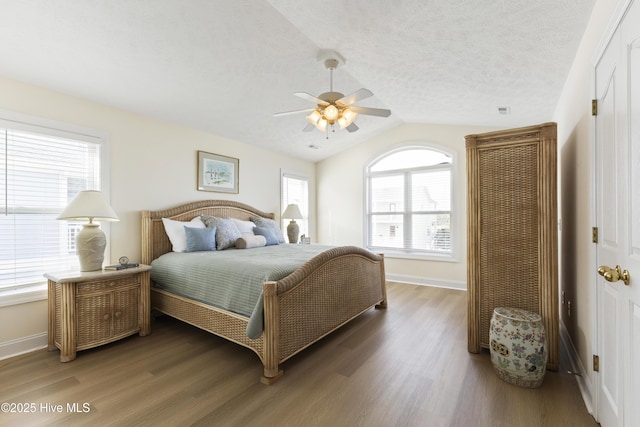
(594, 1, 640, 425)
(595, 24, 622, 426)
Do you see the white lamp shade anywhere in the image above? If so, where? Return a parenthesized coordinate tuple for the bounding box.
(282, 204, 303, 220)
(57, 190, 119, 222)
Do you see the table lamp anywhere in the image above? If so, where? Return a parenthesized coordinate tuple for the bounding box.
(57, 190, 119, 271)
(282, 204, 303, 244)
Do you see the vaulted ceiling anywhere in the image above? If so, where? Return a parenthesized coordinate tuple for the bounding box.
(0, 1, 595, 162)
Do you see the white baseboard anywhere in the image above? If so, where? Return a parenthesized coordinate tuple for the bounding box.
(386, 273, 466, 291)
(0, 332, 48, 361)
(560, 320, 594, 415)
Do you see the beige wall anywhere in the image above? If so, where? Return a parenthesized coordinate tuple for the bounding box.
(316, 122, 499, 287)
(0, 76, 315, 346)
(553, 0, 620, 390)
(0, 299, 47, 344)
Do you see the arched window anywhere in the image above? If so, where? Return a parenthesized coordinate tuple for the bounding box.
(365, 144, 454, 257)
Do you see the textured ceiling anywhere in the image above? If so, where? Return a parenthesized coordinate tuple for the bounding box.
(0, 0, 595, 162)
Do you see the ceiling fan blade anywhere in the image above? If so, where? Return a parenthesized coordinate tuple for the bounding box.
(348, 105, 391, 117)
(273, 108, 316, 117)
(303, 123, 315, 132)
(337, 88, 373, 106)
(294, 92, 329, 106)
(345, 122, 359, 133)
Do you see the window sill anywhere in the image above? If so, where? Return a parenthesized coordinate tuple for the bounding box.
(0, 284, 47, 308)
(375, 250, 459, 263)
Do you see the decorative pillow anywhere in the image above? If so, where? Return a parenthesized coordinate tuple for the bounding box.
(162, 217, 206, 252)
(253, 227, 279, 246)
(250, 216, 285, 244)
(200, 215, 242, 250)
(235, 234, 267, 249)
(185, 226, 217, 252)
(232, 218, 256, 234)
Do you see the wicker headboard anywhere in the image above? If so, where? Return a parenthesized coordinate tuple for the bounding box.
(141, 200, 275, 264)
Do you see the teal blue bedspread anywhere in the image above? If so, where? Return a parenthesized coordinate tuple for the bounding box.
(150, 244, 333, 339)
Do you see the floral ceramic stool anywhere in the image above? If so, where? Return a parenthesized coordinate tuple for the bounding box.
(489, 307, 547, 388)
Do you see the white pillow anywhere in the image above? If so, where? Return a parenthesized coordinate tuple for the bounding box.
(162, 217, 205, 252)
(232, 218, 256, 234)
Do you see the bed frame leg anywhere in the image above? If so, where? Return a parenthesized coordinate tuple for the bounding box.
(374, 258, 388, 310)
(260, 369, 284, 385)
(262, 281, 283, 385)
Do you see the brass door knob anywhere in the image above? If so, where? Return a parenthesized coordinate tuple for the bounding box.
(598, 265, 630, 286)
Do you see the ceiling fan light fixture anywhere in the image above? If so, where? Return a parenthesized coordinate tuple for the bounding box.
(306, 110, 322, 125)
(324, 104, 339, 121)
(337, 116, 348, 129)
(315, 118, 328, 131)
(342, 107, 356, 123)
(338, 108, 357, 129)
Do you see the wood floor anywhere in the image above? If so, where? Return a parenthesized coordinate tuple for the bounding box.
(0, 282, 596, 427)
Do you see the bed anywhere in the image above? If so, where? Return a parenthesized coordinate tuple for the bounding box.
(141, 200, 387, 384)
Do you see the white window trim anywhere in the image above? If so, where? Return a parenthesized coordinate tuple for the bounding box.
(363, 141, 458, 262)
(0, 109, 110, 307)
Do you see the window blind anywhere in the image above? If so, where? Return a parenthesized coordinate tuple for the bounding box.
(0, 125, 101, 292)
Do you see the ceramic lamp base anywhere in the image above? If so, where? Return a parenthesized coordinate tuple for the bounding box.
(286, 220, 299, 244)
(76, 223, 106, 271)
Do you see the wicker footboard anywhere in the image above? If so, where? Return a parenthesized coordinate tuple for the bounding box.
(262, 246, 387, 384)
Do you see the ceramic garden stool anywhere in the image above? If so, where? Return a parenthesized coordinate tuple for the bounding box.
(489, 307, 548, 388)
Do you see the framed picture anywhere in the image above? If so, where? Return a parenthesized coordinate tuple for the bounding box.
(197, 151, 239, 193)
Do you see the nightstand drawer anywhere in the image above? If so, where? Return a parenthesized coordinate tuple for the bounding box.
(76, 275, 140, 295)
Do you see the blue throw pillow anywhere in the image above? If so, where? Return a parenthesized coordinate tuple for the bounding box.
(185, 226, 217, 252)
(250, 216, 285, 244)
(253, 227, 279, 246)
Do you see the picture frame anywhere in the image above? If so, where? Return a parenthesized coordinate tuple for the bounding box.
(197, 151, 239, 193)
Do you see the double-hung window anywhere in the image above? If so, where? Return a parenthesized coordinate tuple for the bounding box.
(0, 112, 105, 304)
(281, 170, 309, 243)
(366, 145, 453, 257)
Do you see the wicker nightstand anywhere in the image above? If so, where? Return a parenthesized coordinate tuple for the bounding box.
(45, 265, 151, 362)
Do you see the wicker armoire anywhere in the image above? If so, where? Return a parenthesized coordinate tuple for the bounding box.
(466, 122, 559, 370)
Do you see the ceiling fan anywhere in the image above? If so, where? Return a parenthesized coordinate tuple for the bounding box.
(274, 52, 391, 137)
